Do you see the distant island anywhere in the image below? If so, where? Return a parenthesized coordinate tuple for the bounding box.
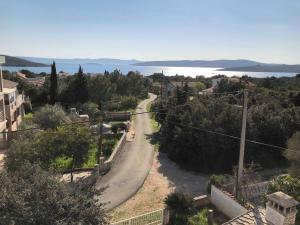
(133, 59, 300, 73)
(1, 55, 48, 67)
(132, 59, 273, 68)
(218, 65, 300, 73)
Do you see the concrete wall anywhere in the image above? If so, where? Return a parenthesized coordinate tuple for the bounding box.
(98, 132, 127, 173)
(211, 185, 247, 219)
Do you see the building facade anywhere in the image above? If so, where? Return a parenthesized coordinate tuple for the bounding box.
(0, 57, 7, 148)
(3, 79, 25, 133)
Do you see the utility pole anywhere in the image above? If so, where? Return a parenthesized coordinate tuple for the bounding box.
(236, 89, 248, 198)
(98, 115, 104, 161)
(94, 104, 104, 166)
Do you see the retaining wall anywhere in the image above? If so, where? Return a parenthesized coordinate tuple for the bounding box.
(98, 131, 127, 173)
(211, 185, 247, 219)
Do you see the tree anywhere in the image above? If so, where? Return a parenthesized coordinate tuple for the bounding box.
(285, 132, 300, 177)
(194, 82, 206, 92)
(0, 163, 108, 225)
(5, 124, 94, 179)
(49, 61, 58, 104)
(55, 124, 93, 182)
(165, 192, 195, 225)
(33, 104, 70, 130)
(74, 65, 89, 103)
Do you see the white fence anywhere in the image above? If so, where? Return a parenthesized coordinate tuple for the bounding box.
(111, 209, 166, 225)
(211, 185, 247, 219)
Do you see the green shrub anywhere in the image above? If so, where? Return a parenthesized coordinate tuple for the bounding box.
(206, 174, 227, 193)
(188, 208, 216, 225)
(165, 192, 195, 225)
(267, 174, 300, 224)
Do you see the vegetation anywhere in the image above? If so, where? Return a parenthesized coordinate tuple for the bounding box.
(33, 104, 70, 130)
(206, 175, 227, 193)
(165, 192, 195, 225)
(73, 65, 89, 103)
(152, 76, 300, 173)
(286, 132, 300, 177)
(188, 208, 216, 225)
(49, 61, 58, 104)
(267, 174, 300, 224)
(5, 124, 94, 176)
(0, 163, 108, 225)
(165, 193, 225, 225)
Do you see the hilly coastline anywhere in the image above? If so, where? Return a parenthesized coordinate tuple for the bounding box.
(0, 55, 48, 67)
(218, 65, 300, 73)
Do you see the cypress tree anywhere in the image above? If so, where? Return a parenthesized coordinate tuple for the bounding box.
(75, 65, 88, 103)
(49, 61, 58, 104)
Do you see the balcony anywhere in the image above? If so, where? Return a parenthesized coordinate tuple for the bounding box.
(0, 110, 6, 131)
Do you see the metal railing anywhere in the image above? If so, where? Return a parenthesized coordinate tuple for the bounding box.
(111, 209, 164, 225)
(0, 110, 4, 122)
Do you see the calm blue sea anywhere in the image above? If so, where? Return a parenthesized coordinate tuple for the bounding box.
(2, 63, 297, 78)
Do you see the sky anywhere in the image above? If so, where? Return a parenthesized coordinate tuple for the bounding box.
(0, 0, 300, 64)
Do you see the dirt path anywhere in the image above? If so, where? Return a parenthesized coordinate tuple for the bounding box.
(110, 151, 209, 222)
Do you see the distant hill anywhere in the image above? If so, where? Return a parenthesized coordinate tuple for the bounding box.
(1, 55, 48, 67)
(20, 56, 141, 65)
(133, 59, 274, 68)
(219, 65, 300, 73)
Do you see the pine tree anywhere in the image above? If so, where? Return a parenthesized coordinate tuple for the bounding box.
(74, 65, 88, 103)
(49, 61, 58, 104)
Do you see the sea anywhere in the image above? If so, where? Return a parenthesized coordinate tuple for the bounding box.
(2, 63, 297, 78)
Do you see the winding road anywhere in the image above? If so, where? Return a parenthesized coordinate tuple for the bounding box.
(95, 94, 156, 211)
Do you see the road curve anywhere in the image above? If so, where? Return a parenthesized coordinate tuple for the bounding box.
(95, 94, 156, 211)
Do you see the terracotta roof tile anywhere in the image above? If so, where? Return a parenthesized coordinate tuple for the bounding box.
(3, 79, 17, 89)
(223, 208, 269, 225)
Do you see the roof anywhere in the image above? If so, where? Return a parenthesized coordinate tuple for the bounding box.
(3, 88, 15, 94)
(267, 191, 299, 208)
(3, 79, 17, 89)
(16, 72, 27, 79)
(223, 207, 269, 225)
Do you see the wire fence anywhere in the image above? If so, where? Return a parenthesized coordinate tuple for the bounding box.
(111, 209, 165, 225)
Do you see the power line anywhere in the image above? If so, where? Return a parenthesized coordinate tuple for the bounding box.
(4, 109, 299, 155)
(161, 118, 300, 155)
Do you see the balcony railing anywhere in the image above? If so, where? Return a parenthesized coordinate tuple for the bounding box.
(0, 110, 4, 122)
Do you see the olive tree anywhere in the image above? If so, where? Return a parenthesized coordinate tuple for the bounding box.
(33, 104, 70, 130)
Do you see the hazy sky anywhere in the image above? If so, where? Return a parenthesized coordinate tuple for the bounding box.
(1, 0, 299, 63)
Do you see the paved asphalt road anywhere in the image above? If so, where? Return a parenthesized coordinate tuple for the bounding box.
(95, 94, 156, 211)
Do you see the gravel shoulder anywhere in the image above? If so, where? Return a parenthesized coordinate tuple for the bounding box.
(110, 151, 209, 222)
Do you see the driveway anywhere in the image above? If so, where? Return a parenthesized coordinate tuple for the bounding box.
(95, 93, 157, 211)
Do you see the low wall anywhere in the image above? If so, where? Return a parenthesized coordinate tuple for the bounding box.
(98, 132, 127, 173)
(193, 195, 210, 207)
(241, 181, 269, 199)
(211, 185, 247, 219)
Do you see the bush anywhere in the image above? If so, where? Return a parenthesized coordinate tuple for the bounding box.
(33, 104, 70, 130)
(107, 96, 138, 111)
(188, 208, 216, 225)
(206, 174, 227, 193)
(165, 192, 195, 225)
(102, 139, 118, 158)
(111, 122, 127, 134)
(267, 174, 300, 224)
